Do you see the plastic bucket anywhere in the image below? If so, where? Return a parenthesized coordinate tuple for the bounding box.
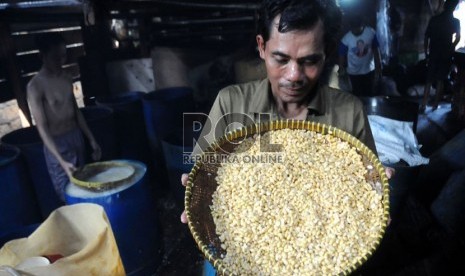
(65, 160, 162, 275)
(0, 144, 42, 234)
(1, 127, 63, 218)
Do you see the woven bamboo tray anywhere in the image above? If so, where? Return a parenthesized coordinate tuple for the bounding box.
(71, 160, 136, 191)
(185, 120, 390, 275)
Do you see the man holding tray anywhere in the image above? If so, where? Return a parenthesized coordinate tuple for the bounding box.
(181, 0, 392, 224)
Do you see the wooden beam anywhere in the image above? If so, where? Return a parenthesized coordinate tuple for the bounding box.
(0, 21, 32, 124)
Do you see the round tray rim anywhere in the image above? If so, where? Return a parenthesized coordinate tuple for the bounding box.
(70, 160, 136, 191)
(185, 119, 390, 276)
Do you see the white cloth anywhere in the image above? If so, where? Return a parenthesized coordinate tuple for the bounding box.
(341, 27, 377, 75)
(106, 58, 155, 94)
(368, 115, 429, 166)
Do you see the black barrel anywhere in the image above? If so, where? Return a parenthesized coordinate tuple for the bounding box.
(95, 92, 151, 164)
(80, 106, 118, 162)
(142, 87, 195, 191)
(1, 127, 63, 218)
(0, 144, 42, 234)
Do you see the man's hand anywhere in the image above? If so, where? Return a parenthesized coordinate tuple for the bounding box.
(61, 160, 77, 178)
(90, 140, 102, 161)
(385, 167, 395, 179)
(180, 173, 188, 224)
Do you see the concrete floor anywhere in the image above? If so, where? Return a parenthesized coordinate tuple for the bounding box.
(153, 100, 465, 276)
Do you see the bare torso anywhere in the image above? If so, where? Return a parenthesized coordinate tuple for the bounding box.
(29, 70, 77, 136)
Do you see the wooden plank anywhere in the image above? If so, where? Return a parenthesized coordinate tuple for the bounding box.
(0, 22, 31, 122)
(10, 22, 81, 33)
(0, 8, 82, 23)
(16, 46, 85, 76)
(21, 64, 80, 87)
(13, 30, 83, 52)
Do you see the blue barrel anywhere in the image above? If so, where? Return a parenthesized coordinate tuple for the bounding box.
(65, 160, 162, 275)
(0, 223, 40, 248)
(80, 106, 118, 162)
(95, 92, 151, 164)
(0, 144, 42, 234)
(1, 127, 63, 218)
(142, 87, 195, 190)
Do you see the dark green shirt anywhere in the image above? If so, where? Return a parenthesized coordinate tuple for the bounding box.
(193, 78, 376, 155)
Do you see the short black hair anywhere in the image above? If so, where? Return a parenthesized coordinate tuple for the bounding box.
(35, 33, 66, 54)
(349, 16, 364, 29)
(257, 0, 342, 53)
(443, 0, 459, 13)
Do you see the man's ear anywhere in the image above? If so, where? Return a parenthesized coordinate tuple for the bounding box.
(256, 35, 266, 60)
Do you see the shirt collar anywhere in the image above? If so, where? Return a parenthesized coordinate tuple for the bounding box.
(251, 79, 326, 117)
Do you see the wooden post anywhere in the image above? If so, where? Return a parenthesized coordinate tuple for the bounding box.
(0, 21, 32, 125)
(79, 0, 112, 103)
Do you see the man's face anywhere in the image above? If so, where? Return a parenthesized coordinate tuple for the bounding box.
(257, 17, 326, 104)
(43, 43, 67, 69)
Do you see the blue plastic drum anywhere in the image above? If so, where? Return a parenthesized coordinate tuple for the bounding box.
(1, 127, 63, 218)
(96, 92, 151, 164)
(65, 160, 162, 275)
(142, 87, 194, 151)
(142, 87, 194, 191)
(80, 106, 118, 162)
(0, 144, 42, 234)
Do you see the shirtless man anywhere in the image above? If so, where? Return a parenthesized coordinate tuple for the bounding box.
(27, 33, 101, 202)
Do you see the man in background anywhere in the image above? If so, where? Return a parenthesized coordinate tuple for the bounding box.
(339, 16, 382, 97)
(421, 0, 461, 113)
(27, 33, 101, 202)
